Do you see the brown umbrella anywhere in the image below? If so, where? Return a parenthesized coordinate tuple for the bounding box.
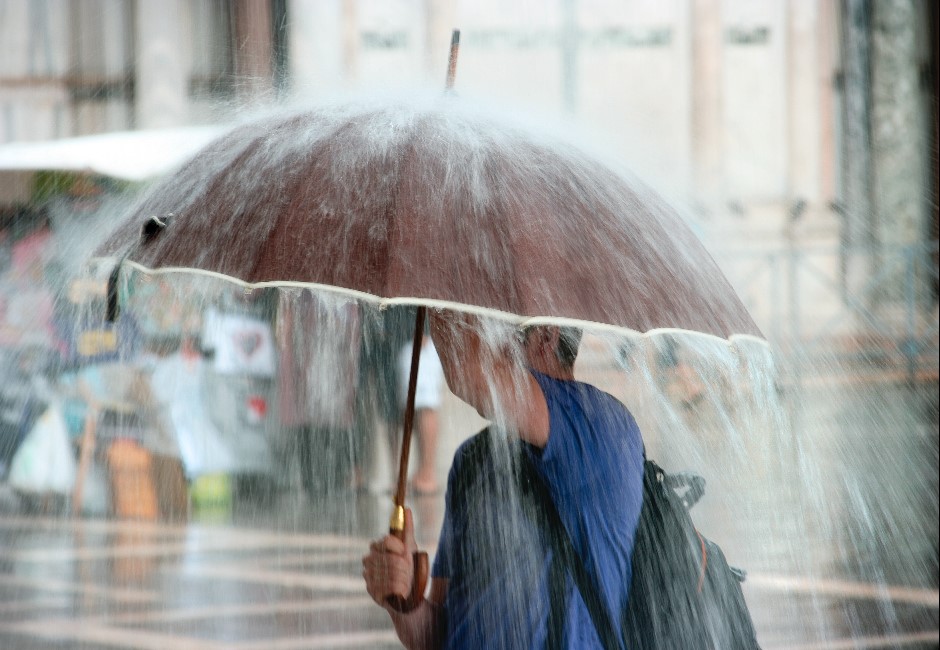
(96, 73, 762, 613)
(99, 108, 758, 340)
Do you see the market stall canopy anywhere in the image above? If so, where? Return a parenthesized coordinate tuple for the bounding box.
(0, 126, 226, 204)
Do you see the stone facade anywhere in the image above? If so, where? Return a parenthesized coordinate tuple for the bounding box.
(1, 0, 935, 337)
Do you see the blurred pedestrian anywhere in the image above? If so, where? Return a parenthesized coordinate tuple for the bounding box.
(397, 331, 444, 496)
(199, 286, 278, 490)
(357, 305, 415, 493)
(276, 289, 362, 495)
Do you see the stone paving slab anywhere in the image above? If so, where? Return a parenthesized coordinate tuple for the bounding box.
(0, 377, 936, 648)
(0, 508, 936, 649)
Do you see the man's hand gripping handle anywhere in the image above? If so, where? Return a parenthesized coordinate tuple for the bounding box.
(386, 505, 429, 613)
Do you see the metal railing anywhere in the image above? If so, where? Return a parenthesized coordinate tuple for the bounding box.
(716, 241, 939, 383)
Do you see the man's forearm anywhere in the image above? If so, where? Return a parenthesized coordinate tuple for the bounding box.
(388, 600, 446, 650)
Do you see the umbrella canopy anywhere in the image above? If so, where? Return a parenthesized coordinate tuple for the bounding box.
(97, 100, 761, 342)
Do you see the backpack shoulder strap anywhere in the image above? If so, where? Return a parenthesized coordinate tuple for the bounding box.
(517, 448, 624, 650)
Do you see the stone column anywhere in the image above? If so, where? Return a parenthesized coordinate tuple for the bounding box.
(234, 0, 274, 101)
(0, 0, 71, 142)
(560, 0, 578, 115)
(287, 0, 352, 97)
(135, 0, 188, 129)
(817, 0, 840, 210)
(870, 0, 931, 311)
(424, 0, 457, 84)
(786, 0, 821, 206)
(870, 0, 926, 248)
(838, 0, 875, 299)
(690, 0, 723, 204)
(341, 0, 358, 84)
(928, 0, 939, 300)
(839, 0, 931, 314)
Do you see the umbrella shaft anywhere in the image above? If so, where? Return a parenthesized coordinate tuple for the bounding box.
(393, 306, 427, 511)
(446, 30, 460, 90)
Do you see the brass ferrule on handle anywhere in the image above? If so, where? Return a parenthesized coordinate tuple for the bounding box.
(389, 505, 405, 535)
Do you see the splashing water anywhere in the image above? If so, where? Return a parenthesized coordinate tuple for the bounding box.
(0, 97, 935, 648)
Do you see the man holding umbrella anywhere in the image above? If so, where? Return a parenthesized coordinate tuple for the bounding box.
(94, 95, 763, 649)
(363, 313, 645, 649)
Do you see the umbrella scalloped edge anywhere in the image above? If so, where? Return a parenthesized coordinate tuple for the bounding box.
(105, 257, 770, 349)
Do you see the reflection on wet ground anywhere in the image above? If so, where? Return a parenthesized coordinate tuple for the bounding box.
(0, 380, 936, 649)
(733, 379, 939, 649)
(0, 514, 397, 649)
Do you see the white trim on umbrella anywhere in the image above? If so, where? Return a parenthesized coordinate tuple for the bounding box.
(103, 257, 769, 348)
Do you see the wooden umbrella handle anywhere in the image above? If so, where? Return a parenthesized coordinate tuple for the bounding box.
(386, 515, 430, 613)
(392, 307, 426, 507)
(385, 307, 429, 613)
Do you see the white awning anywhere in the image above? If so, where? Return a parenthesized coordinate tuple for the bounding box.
(0, 125, 226, 203)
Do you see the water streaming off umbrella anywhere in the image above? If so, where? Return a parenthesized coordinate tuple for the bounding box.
(0, 98, 935, 648)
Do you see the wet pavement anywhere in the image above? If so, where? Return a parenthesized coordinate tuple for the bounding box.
(731, 377, 938, 649)
(0, 375, 936, 649)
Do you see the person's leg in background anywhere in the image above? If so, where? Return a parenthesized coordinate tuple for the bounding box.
(411, 407, 439, 495)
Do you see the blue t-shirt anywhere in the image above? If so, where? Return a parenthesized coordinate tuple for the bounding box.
(432, 372, 645, 649)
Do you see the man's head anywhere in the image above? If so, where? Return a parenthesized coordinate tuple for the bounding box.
(522, 325, 582, 376)
(556, 326, 582, 369)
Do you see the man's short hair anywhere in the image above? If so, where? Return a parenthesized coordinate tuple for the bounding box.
(557, 326, 582, 368)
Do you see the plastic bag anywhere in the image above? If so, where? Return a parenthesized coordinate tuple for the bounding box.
(150, 353, 247, 477)
(8, 403, 77, 495)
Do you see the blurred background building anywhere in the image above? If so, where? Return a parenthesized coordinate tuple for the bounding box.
(0, 0, 937, 377)
(0, 6, 935, 647)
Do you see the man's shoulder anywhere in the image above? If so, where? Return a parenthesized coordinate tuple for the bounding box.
(452, 427, 493, 468)
(446, 428, 503, 507)
(538, 374, 636, 423)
